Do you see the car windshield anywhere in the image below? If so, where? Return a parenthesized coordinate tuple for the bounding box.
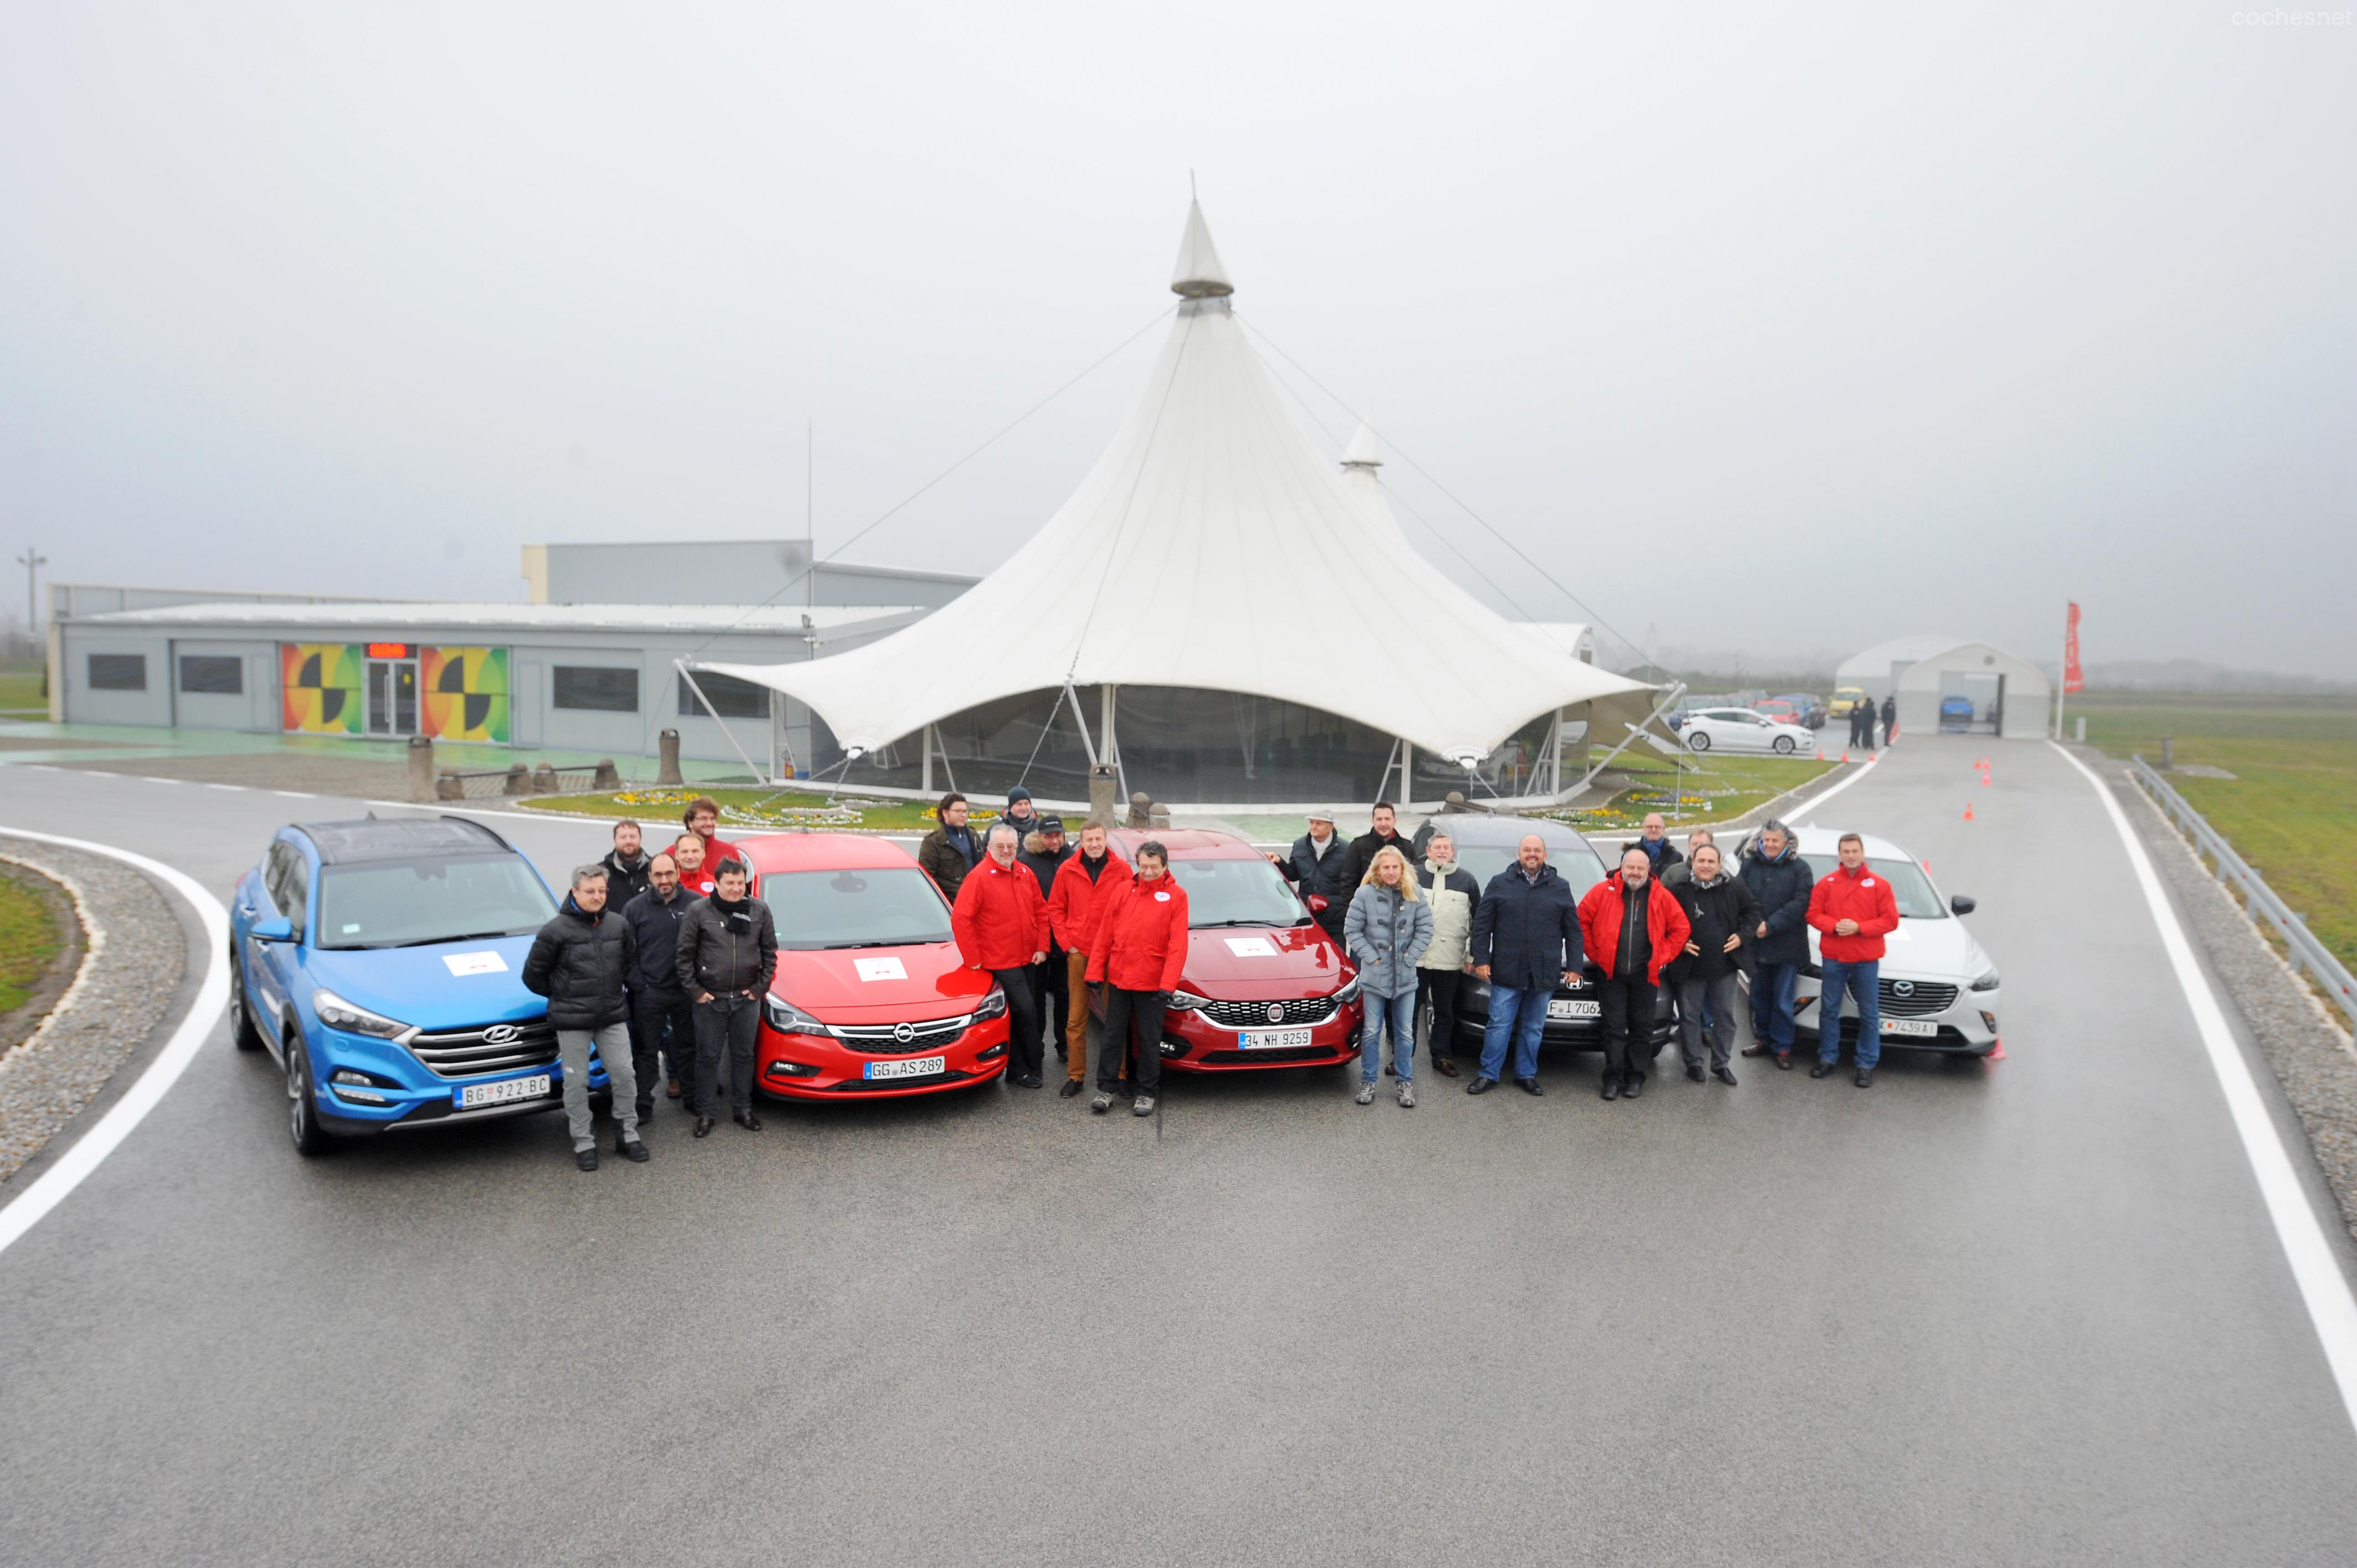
(1800, 855, 1946, 919)
(316, 856, 557, 950)
(1450, 839, 1608, 893)
(765, 868, 953, 950)
(1164, 857, 1311, 928)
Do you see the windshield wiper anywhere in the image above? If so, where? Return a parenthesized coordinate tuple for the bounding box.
(817, 939, 920, 950)
(385, 930, 519, 948)
(1193, 918, 1285, 929)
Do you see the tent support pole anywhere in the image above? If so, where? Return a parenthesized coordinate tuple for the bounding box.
(922, 724, 934, 793)
(673, 660, 773, 785)
(1559, 682, 1686, 803)
(1399, 739, 1413, 805)
(1064, 680, 1098, 767)
(1102, 684, 1128, 804)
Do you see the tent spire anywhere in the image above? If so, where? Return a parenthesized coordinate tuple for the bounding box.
(1171, 196, 1233, 298)
(1341, 423, 1383, 470)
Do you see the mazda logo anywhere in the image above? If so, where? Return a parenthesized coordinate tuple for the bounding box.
(1267, 1004, 1285, 1023)
(482, 1024, 521, 1045)
(1891, 981, 1915, 998)
(893, 1021, 917, 1044)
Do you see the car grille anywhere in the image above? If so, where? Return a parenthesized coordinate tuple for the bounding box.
(824, 1066, 980, 1091)
(831, 1018, 970, 1055)
(406, 1019, 559, 1079)
(1196, 1045, 1341, 1065)
(1198, 997, 1340, 1029)
(1879, 980, 1957, 1017)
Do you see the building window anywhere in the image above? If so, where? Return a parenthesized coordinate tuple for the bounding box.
(88, 653, 147, 692)
(178, 654, 244, 695)
(678, 671, 770, 720)
(553, 666, 639, 713)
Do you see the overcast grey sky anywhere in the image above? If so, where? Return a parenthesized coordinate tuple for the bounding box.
(3, 4, 2351, 675)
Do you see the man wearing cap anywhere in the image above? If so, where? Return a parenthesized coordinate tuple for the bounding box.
(1017, 814, 1077, 1074)
(992, 786, 1041, 841)
(1273, 809, 1351, 946)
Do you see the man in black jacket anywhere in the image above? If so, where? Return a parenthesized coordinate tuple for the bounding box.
(599, 819, 653, 909)
(675, 857, 779, 1138)
(1273, 809, 1351, 945)
(1465, 834, 1583, 1096)
(1738, 818, 1813, 1067)
(1625, 813, 1685, 879)
(1339, 802, 1418, 922)
(1017, 816, 1075, 1066)
(1670, 843, 1761, 1085)
(1879, 694, 1898, 748)
(621, 850, 696, 1115)
(522, 865, 647, 1172)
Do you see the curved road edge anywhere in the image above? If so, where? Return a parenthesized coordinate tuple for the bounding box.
(0, 829, 229, 1259)
(2050, 740, 2357, 1437)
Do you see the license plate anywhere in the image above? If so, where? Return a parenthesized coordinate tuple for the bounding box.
(864, 1055, 947, 1080)
(1547, 999, 1601, 1020)
(1237, 1028, 1313, 1050)
(1880, 1018, 1938, 1037)
(457, 1073, 550, 1109)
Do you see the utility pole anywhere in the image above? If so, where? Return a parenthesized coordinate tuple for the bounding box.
(15, 546, 44, 649)
(806, 420, 815, 608)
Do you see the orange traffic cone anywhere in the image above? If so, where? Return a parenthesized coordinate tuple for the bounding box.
(1963, 802, 1975, 821)
(1815, 749, 1825, 761)
(1987, 1038, 2007, 1060)
(1840, 751, 1850, 764)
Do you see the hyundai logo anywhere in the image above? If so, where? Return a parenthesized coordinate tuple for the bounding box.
(1891, 981, 1915, 998)
(1267, 1003, 1285, 1023)
(893, 1021, 917, 1044)
(482, 1024, 521, 1045)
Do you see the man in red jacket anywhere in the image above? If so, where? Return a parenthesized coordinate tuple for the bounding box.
(682, 797, 749, 895)
(1084, 840, 1190, 1118)
(953, 823, 1051, 1088)
(1048, 822, 1129, 1098)
(1577, 847, 1692, 1101)
(1806, 831, 1902, 1087)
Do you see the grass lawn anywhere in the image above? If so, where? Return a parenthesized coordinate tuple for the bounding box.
(520, 787, 946, 834)
(0, 657, 45, 716)
(2075, 690, 2357, 971)
(1540, 751, 1839, 832)
(0, 866, 67, 1017)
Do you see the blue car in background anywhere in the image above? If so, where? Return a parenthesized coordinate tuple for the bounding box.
(229, 816, 599, 1155)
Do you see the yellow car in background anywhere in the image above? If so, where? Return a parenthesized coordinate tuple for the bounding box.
(1828, 685, 1870, 718)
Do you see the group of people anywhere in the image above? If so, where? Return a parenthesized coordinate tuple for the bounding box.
(522, 796, 778, 1170)
(1847, 694, 1898, 752)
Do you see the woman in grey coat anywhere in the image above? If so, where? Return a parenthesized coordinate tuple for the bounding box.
(1344, 845, 1434, 1107)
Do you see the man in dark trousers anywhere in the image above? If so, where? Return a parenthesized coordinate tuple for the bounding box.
(1048, 821, 1128, 1097)
(1669, 842, 1759, 1086)
(1879, 694, 1898, 748)
(1339, 802, 1418, 923)
(1017, 815, 1076, 1072)
(1414, 829, 1483, 1077)
(1465, 834, 1582, 1097)
(917, 792, 982, 902)
(522, 864, 647, 1171)
(1739, 819, 1813, 1067)
(621, 849, 696, 1111)
(599, 819, 653, 909)
(1273, 808, 1351, 946)
(953, 823, 1051, 1087)
(1577, 846, 1691, 1102)
(675, 857, 778, 1137)
(1625, 813, 1685, 880)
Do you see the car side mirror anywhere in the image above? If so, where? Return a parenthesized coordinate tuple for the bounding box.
(251, 914, 295, 942)
(1306, 894, 1330, 915)
(1949, 895, 1976, 916)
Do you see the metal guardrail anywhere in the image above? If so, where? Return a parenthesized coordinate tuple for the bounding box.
(435, 761, 622, 800)
(2131, 755, 2357, 1031)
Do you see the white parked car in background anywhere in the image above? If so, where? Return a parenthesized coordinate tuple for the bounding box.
(1774, 828, 2002, 1058)
(1681, 706, 1813, 755)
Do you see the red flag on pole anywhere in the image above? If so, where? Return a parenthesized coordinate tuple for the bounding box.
(2063, 601, 2084, 694)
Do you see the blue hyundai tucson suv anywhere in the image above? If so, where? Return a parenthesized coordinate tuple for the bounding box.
(229, 815, 603, 1154)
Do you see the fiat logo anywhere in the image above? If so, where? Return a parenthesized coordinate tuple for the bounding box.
(1892, 981, 1915, 998)
(893, 1021, 918, 1044)
(1266, 1004, 1285, 1023)
(482, 1024, 521, 1045)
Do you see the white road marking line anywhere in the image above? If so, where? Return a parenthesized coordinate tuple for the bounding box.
(2051, 740, 2357, 1436)
(272, 791, 313, 799)
(1787, 751, 1880, 821)
(138, 776, 181, 786)
(204, 784, 244, 792)
(0, 830, 229, 1260)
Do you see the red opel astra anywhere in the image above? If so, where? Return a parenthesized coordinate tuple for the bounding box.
(739, 832, 1011, 1099)
(1093, 828, 1363, 1073)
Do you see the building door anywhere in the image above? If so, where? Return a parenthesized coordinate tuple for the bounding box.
(366, 658, 420, 736)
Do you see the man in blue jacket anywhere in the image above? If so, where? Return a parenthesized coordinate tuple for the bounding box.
(1465, 834, 1583, 1097)
(1738, 819, 1813, 1068)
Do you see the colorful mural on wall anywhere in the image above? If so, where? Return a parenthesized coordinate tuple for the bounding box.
(282, 643, 363, 734)
(278, 643, 511, 744)
(422, 646, 510, 744)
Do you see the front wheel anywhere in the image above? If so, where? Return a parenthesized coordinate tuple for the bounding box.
(1687, 731, 1712, 752)
(1773, 735, 1797, 755)
(285, 1033, 333, 1157)
(229, 945, 265, 1051)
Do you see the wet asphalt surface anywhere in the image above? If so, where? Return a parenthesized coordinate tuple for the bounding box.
(2, 737, 2354, 1566)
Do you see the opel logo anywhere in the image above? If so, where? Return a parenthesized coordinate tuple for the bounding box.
(1892, 981, 1915, 998)
(483, 1024, 521, 1045)
(1267, 1004, 1285, 1023)
(893, 1021, 917, 1044)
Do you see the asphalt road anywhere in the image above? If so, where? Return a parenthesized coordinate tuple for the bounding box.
(2, 736, 2353, 1566)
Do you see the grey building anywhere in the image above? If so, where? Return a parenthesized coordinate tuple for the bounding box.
(521, 540, 975, 610)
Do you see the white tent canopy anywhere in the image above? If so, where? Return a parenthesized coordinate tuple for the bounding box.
(707, 200, 1646, 765)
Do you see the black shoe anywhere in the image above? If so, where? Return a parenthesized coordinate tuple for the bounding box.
(1466, 1076, 1497, 1096)
(635, 1100, 655, 1121)
(574, 1148, 598, 1172)
(1740, 1043, 1772, 1058)
(734, 1111, 763, 1132)
(1058, 1078, 1085, 1097)
(1433, 1056, 1459, 1078)
(1623, 1076, 1643, 1099)
(1685, 1064, 1706, 1083)
(1713, 1067, 1738, 1086)
(617, 1134, 651, 1162)
(1016, 1072, 1043, 1089)
(692, 1116, 716, 1138)
(1809, 1062, 1835, 1079)
(1774, 1053, 1793, 1070)
(1515, 1077, 1543, 1097)
(1601, 1078, 1621, 1101)
(1855, 1069, 1875, 1088)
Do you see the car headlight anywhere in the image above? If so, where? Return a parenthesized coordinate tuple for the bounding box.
(312, 989, 411, 1039)
(761, 993, 833, 1036)
(1969, 968, 2001, 992)
(1167, 989, 1211, 1012)
(1333, 974, 1362, 1003)
(972, 985, 1008, 1020)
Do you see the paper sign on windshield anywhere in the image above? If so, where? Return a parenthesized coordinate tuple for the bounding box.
(443, 951, 508, 977)
(1222, 936, 1277, 957)
(853, 957, 908, 982)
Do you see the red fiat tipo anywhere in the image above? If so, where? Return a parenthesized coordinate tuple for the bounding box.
(738, 833, 1011, 1099)
(1093, 828, 1363, 1072)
